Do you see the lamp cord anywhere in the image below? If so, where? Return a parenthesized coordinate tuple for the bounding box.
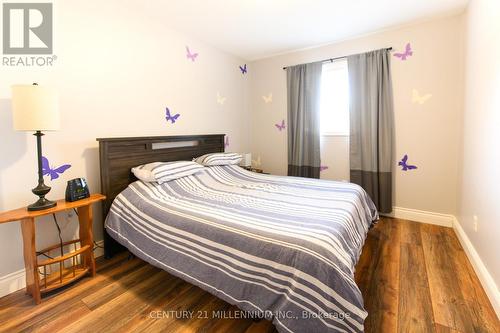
(52, 213, 64, 257)
(73, 208, 102, 250)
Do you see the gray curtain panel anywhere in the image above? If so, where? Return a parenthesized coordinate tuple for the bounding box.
(348, 49, 394, 213)
(286, 62, 322, 178)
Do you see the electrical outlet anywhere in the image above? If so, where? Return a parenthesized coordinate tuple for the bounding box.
(67, 210, 74, 218)
(473, 215, 478, 232)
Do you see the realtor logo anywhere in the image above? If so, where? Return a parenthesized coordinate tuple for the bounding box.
(2, 3, 53, 54)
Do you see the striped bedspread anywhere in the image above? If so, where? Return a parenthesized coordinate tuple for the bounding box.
(105, 165, 378, 333)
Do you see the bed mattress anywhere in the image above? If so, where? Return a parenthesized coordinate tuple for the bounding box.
(105, 165, 378, 333)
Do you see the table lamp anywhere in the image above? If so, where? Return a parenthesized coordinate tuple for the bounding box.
(11, 83, 60, 211)
(241, 153, 252, 167)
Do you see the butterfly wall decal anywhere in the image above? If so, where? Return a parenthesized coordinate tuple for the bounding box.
(398, 154, 418, 171)
(275, 119, 285, 131)
(42, 156, 71, 181)
(217, 92, 226, 105)
(186, 46, 198, 62)
(252, 156, 262, 167)
(239, 64, 247, 74)
(224, 136, 229, 148)
(319, 165, 329, 172)
(412, 89, 432, 104)
(393, 43, 413, 61)
(165, 107, 180, 124)
(262, 93, 273, 104)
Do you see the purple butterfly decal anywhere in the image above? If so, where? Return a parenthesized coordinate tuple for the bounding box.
(393, 43, 413, 61)
(398, 154, 418, 171)
(275, 119, 285, 131)
(186, 46, 198, 62)
(319, 165, 329, 172)
(165, 107, 180, 124)
(224, 136, 229, 148)
(239, 64, 247, 74)
(42, 156, 71, 181)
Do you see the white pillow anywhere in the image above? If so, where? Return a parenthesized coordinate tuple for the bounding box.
(194, 152, 243, 166)
(132, 161, 205, 184)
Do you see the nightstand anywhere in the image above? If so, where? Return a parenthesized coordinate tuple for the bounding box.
(0, 194, 105, 304)
(242, 166, 269, 174)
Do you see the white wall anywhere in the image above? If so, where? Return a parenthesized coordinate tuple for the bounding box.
(458, 0, 500, 294)
(0, 1, 249, 278)
(248, 14, 464, 216)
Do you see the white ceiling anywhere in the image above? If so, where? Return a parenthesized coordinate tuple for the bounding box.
(143, 0, 468, 60)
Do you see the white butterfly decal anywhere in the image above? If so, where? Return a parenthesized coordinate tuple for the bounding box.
(252, 156, 262, 167)
(217, 92, 226, 105)
(262, 93, 273, 104)
(412, 89, 432, 105)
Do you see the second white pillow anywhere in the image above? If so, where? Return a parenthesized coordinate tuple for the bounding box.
(194, 152, 243, 166)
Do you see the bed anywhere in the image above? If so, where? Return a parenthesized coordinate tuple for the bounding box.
(97, 135, 378, 333)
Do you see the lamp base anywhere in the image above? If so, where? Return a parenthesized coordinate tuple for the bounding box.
(28, 197, 57, 211)
(29, 181, 56, 211)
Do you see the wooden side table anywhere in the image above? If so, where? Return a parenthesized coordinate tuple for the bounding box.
(0, 194, 105, 304)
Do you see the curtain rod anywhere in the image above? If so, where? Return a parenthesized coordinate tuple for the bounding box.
(282, 47, 392, 70)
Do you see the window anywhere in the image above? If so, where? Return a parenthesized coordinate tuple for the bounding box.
(320, 59, 350, 135)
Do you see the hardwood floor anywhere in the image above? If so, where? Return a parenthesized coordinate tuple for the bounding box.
(0, 218, 498, 332)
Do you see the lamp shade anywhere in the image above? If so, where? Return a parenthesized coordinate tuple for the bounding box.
(241, 153, 252, 167)
(11, 84, 60, 131)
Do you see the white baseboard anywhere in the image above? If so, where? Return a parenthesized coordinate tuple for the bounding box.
(452, 218, 500, 318)
(0, 239, 105, 299)
(0, 268, 26, 299)
(94, 239, 105, 258)
(382, 206, 454, 227)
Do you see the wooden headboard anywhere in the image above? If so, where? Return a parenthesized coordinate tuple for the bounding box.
(96, 134, 225, 258)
